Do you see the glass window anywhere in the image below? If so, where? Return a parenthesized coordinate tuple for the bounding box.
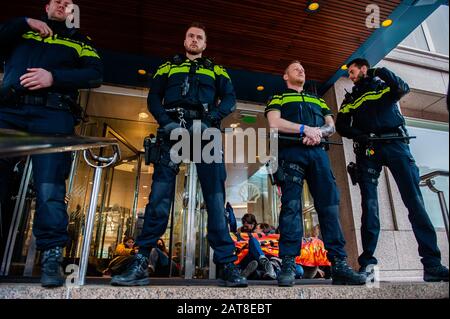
(401, 24, 430, 51)
(425, 5, 449, 55)
(407, 125, 449, 228)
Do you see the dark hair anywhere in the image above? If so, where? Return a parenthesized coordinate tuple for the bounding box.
(188, 22, 207, 35)
(346, 58, 370, 69)
(123, 236, 134, 244)
(256, 223, 272, 234)
(157, 238, 168, 254)
(242, 213, 257, 226)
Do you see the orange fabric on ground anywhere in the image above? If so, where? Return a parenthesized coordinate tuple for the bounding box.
(231, 232, 330, 266)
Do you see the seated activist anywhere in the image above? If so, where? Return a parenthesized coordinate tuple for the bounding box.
(298, 236, 331, 279)
(148, 238, 179, 277)
(237, 213, 257, 234)
(235, 221, 277, 280)
(311, 224, 331, 279)
(231, 225, 329, 280)
(103, 237, 137, 276)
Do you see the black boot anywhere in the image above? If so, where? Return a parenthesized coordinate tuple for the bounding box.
(259, 256, 276, 280)
(219, 262, 248, 287)
(277, 256, 296, 287)
(241, 260, 258, 278)
(359, 264, 376, 283)
(41, 247, 64, 288)
(424, 264, 449, 282)
(331, 257, 367, 285)
(110, 253, 150, 286)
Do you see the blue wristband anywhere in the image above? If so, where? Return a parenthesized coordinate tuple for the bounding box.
(300, 124, 305, 136)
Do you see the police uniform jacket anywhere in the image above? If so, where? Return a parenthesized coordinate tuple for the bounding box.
(335, 67, 410, 139)
(0, 17, 103, 100)
(265, 89, 333, 160)
(148, 55, 236, 127)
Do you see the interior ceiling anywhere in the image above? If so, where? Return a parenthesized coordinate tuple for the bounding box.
(1, 0, 401, 84)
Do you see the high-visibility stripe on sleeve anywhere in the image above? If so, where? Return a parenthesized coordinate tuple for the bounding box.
(339, 87, 391, 113)
(214, 65, 231, 80)
(22, 32, 100, 59)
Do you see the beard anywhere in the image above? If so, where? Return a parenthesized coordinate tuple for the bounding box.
(185, 45, 204, 55)
(356, 71, 365, 82)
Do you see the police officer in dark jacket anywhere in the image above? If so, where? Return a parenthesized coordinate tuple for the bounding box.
(265, 60, 366, 286)
(336, 58, 448, 282)
(0, 0, 103, 287)
(110, 22, 247, 287)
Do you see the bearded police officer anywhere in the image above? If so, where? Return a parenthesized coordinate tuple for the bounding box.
(110, 22, 247, 288)
(336, 58, 448, 282)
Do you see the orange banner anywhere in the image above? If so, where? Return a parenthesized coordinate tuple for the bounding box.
(231, 232, 330, 267)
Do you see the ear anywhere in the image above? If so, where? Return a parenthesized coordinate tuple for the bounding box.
(283, 73, 288, 81)
(361, 65, 368, 75)
(45, 4, 50, 14)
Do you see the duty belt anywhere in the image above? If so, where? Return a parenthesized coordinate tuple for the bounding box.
(14, 93, 72, 111)
(166, 107, 202, 119)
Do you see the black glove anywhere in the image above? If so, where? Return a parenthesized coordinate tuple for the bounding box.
(204, 112, 220, 128)
(354, 135, 370, 144)
(367, 68, 378, 78)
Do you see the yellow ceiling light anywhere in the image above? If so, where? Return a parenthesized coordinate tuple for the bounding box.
(257, 85, 265, 91)
(307, 2, 320, 11)
(138, 69, 147, 75)
(139, 112, 149, 119)
(382, 19, 393, 27)
(341, 65, 348, 71)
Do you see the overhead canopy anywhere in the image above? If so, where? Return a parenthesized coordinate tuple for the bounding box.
(1, 0, 447, 102)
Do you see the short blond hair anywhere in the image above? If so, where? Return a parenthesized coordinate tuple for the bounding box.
(285, 60, 302, 74)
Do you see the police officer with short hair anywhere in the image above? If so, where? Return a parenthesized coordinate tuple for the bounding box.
(0, 0, 103, 287)
(265, 61, 366, 287)
(335, 58, 448, 282)
(110, 22, 247, 287)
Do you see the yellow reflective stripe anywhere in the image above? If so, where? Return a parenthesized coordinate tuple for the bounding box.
(22, 32, 99, 58)
(80, 48, 99, 58)
(22, 32, 42, 41)
(279, 94, 328, 109)
(168, 65, 216, 80)
(303, 96, 329, 110)
(214, 65, 231, 80)
(281, 96, 302, 104)
(154, 62, 171, 77)
(197, 68, 215, 79)
(339, 87, 391, 114)
(168, 66, 189, 76)
(268, 95, 282, 107)
(318, 98, 330, 110)
(268, 99, 281, 107)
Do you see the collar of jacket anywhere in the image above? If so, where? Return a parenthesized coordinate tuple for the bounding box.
(284, 88, 306, 95)
(173, 54, 214, 68)
(41, 15, 77, 37)
(352, 76, 377, 94)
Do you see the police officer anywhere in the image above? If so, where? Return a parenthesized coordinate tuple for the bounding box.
(110, 22, 247, 287)
(335, 58, 448, 282)
(265, 61, 366, 286)
(0, 0, 103, 287)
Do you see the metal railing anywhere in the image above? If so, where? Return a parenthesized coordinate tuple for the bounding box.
(420, 170, 449, 241)
(0, 128, 121, 285)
